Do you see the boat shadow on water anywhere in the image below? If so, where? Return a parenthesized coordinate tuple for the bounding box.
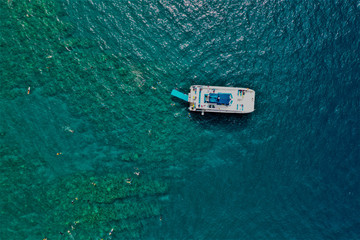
(189, 110, 253, 129)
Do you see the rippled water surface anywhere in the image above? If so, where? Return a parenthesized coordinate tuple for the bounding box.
(1, 0, 360, 239)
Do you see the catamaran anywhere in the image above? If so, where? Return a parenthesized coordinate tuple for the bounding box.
(171, 85, 255, 115)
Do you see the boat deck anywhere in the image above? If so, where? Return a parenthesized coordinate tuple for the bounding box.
(188, 85, 255, 114)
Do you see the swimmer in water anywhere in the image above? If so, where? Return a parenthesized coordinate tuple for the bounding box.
(64, 126, 74, 133)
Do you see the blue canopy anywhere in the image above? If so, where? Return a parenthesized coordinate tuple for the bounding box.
(209, 93, 231, 105)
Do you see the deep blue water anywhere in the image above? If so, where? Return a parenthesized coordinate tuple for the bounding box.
(1, 0, 360, 239)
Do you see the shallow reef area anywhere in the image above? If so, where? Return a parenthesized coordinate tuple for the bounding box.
(0, 141, 168, 238)
(0, 0, 211, 172)
(0, 0, 210, 238)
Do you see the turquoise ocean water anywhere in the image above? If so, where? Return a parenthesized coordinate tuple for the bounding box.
(1, 0, 360, 239)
